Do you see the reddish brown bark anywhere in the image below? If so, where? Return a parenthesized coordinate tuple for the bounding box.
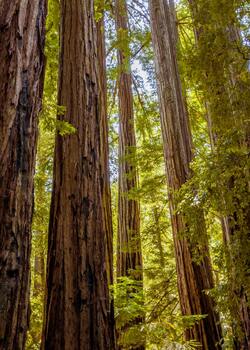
(115, 0, 143, 288)
(96, 13, 114, 293)
(96, 11, 116, 345)
(0, 1, 47, 349)
(42, 1, 114, 349)
(149, 1, 222, 349)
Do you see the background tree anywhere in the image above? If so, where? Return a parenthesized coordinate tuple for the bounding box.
(96, 0, 116, 341)
(26, 3, 59, 348)
(12, 0, 249, 349)
(115, 0, 145, 348)
(0, 1, 47, 349)
(148, 0, 222, 348)
(184, 0, 250, 347)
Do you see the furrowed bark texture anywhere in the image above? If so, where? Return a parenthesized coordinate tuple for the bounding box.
(0, 1, 47, 349)
(149, 1, 222, 349)
(42, 1, 114, 349)
(115, 0, 144, 349)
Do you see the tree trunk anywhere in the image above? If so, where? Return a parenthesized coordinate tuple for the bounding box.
(115, 0, 143, 281)
(42, 1, 115, 349)
(115, 0, 144, 349)
(33, 254, 45, 297)
(187, 1, 250, 347)
(96, 10, 116, 346)
(96, 10, 114, 297)
(0, 1, 47, 349)
(153, 208, 165, 268)
(149, 1, 222, 349)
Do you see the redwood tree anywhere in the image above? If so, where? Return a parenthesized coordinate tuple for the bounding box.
(187, 1, 250, 347)
(96, 8, 116, 339)
(149, 0, 222, 348)
(0, 1, 47, 349)
(42, 0, 114, 348)
(115, 0, 144, 348)
(97, 10, 114, 295)
(116, 0, 143, 281)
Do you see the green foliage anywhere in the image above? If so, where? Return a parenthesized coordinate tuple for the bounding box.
(95, 0, 113, 21)
(26, 294, 45, 350)
(26, 0, 250, 348)
(26, 127, 53, 349)
(26, 0, 60, 348)
(40, 0, 76, 136)
(177, 0, 250, 344)
(114, 277, 145, 327)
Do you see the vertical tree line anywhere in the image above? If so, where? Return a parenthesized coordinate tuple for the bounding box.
(96, 1, 116, 340)
(187, 1, 250, 347)
(148, 0, 222, 348)
(115, 0, 144, 348)
(0, 1, 47, 349)
(0, 0, 249, 349)
(42, 0, 115, 348)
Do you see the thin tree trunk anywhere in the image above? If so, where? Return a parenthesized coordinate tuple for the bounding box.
(33, 254, 45, 297)
(115, 0, 144, 349)
(0, 1, 47, 349)
(116, 0, 143, 281)
(96, 10, 114, 297)
(149, 1, 222, 349)
(96, 10, 116, 347)
(153, 208, 165, 268)
(42, 1, 115, 349)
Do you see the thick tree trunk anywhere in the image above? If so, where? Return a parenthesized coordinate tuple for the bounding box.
(149, 1, 222, 349)
(0, 1, 47, 349)
(115, 0, 144, 349)
(42, 1, 114, 349)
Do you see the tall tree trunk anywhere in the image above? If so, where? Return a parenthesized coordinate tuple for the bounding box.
(115, 0, 144, 349)
(42, 1, 115, 349)
(187, 1, 250, 348)
(96, 9, 116, 346)
(96, 10, 114, 298)
(149, 1, 222, 349)
(0, 1, 47, 349)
